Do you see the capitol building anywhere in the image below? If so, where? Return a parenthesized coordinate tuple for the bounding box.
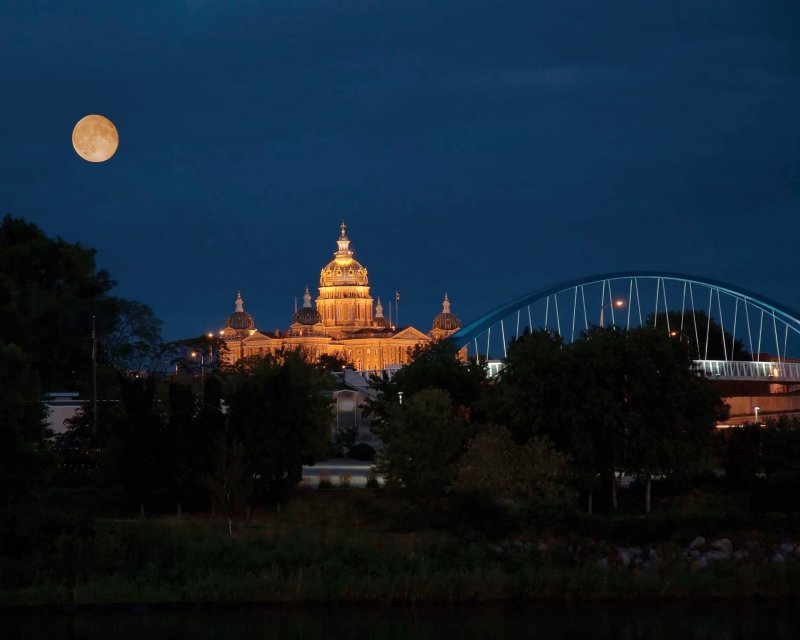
(219, 224, 461, 371)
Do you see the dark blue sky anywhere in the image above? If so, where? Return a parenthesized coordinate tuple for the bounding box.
(2, 1, 799, 340)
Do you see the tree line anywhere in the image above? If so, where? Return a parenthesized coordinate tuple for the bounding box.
(0, 215, 333, 521)
(5, 213, 800, 525)
(369, 328, 731, 514)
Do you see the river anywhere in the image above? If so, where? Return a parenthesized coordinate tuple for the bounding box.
(2, 604, 799, 639)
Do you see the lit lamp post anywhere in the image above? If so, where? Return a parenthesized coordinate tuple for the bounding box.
(753, 405, 761, 425)
(669, 330, 692, 346)
(190, 351, 205, 380)
(398, 391, 404, 405)
(600, 299, 625, 328)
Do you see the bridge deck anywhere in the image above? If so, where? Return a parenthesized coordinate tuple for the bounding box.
(695, 360, 800, 382)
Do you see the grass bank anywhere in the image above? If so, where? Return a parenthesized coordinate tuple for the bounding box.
(3, 490, 800, 607)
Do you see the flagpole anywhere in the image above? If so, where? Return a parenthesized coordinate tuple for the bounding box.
(92, 315, 97, 433)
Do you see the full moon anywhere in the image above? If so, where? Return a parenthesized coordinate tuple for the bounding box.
(71, 114, 119, 162)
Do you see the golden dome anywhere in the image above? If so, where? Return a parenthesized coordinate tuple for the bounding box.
(320, 223, 369, 287)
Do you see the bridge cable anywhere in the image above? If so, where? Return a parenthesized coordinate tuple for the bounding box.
(744, 300, 754, 357)
(554, 292, 562, 338)
(731, 298, 739, 360)
(635, 278, 643, 326)
(653, 278, 661, 328)
(571, 286, 578, 342)
(704, 288, 713, 360)
(680, 281, 687, 333)
(716, 288, 728, 361)
(581, 285, 589, 333)
(772, 310, 781, 364)
(627, 279, 634, 331)
(527, 305, 533, 335)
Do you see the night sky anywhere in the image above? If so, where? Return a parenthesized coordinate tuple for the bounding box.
(2, 1, 799, 340)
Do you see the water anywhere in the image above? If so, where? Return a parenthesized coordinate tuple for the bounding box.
(3, 604, 799, 639)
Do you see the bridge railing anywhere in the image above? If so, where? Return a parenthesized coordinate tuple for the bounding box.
(694, 360, 800, 382)
(482, 359, 800, 382)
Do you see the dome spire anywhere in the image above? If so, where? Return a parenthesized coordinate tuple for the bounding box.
(235, 291, 244, 313)
(375, 297, 384, 318)
(303, 285, 312, 308)
(442, 292, 451, 314)
(335, 221, 353, 261)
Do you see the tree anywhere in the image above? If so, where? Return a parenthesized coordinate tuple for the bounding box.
(494, 326, 727, 513)
(99, 298, 163, 372)
(206, 436, 252, 534)
(368, 339, 488, 431)
(223, 350, 333, 504)
(105, 375, 171, 515)
(373, 389, 472, 495)
(0, 215, 115, 391)
(561, 327, 630, 511)
(715, 423, 763, 488)
(454, 425, 571, 504)
(317, 352, 350, 372)
(761, 416, 800, 477)
(648, 310, 748, 361)
(619, 328, 727, 512)
(0, 344, 53, 512)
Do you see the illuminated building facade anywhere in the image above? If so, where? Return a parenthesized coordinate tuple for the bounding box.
(219, 224, 461, 371)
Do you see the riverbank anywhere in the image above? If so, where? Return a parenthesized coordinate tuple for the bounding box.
(3, 490, 800, 607)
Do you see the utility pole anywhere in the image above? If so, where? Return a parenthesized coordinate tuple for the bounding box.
(92, 315, 97, 432)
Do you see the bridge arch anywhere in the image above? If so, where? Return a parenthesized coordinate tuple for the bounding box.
(449, 272, 800, 366)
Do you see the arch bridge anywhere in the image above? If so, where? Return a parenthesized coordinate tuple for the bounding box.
(449, 272, 800, 384)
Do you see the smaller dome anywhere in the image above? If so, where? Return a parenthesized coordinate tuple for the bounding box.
(374, 297, 391, 329)
(293, 286, 322, 325)
(432, 293, 460, 331)
(227, 292, 255, 330)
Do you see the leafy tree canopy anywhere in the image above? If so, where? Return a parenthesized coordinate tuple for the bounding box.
(0, 344, 54, 511)
(0, 215, 163, 390)
(373, 388, 472, 495)
(648, 309, 749, 361)
(0, 215, 114, 390)
(368, 339, 488, 430)
(223, 349, 333, 503)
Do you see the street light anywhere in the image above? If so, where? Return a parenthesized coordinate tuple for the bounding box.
(753, 405, 761, 424)
(669, 330, 692, 347)
(600, 299, 625, 328)
(398, 391, 404, 405)
(190, 350, 205, 380)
